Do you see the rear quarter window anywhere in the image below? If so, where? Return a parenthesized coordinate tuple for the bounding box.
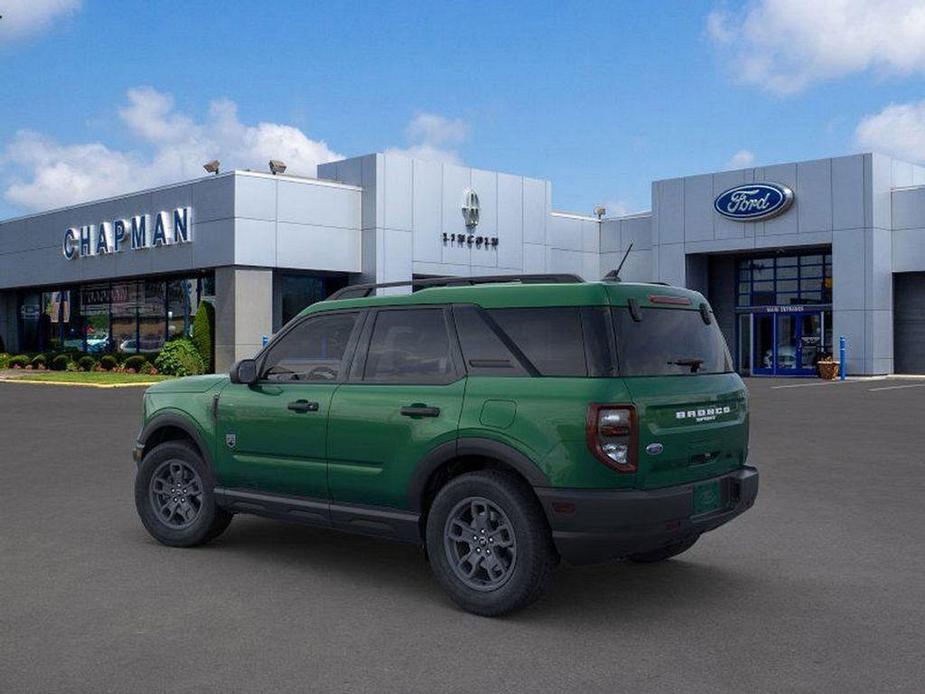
(487, 307, 588, 377)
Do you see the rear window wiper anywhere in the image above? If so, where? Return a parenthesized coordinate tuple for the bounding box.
(667, 357, 704, 373)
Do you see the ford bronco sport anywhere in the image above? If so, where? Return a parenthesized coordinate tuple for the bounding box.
(133, 274, 758, 616)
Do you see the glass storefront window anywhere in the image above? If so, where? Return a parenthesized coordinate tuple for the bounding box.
(111, 281, 139, 353)
(16, 272, 212, 356)
(138, 280, 166, 353)
(167, 279, 196, 340)
(81, 283, 111, 353)
(736, 251, 832, 308)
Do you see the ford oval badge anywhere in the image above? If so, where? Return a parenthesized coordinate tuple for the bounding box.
(645, 442, 664, 456)
(714, 182, 794, 222)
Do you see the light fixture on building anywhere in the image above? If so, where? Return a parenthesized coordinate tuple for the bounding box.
(594, 206, 606, 219)
(269, 160, 287, 175)
(203, 160, 220, 175)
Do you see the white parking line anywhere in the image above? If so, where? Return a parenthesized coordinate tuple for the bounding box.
(771, 381, 841, 389)
(868, 383, 925, 392)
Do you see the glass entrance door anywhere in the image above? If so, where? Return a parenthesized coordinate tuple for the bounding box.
(751, 311, 824, 376)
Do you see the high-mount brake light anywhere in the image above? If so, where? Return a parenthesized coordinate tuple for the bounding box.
(648, 294, 691, 306)
(586, 404, 637, 473)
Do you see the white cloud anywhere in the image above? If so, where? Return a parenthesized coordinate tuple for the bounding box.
(727, 149, 755, 168)
(856, 100, 925, 161)
(386, 112, 468, 163)
(707, 0, 925, 94)
(0, 0, 80, 42)
(1, 86, 343, 211)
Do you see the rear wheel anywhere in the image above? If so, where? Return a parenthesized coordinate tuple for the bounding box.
(135, 441, 232, 547)
(426, 470, 556, 616)
(628, 535, 699, 563)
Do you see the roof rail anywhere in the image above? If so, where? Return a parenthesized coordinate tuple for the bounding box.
(327, 273, 585, 301)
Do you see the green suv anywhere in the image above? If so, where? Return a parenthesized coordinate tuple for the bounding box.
(133, 274, 758, 616)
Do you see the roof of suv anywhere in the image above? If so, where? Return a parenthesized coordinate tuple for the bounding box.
(301, 281, 708, 318)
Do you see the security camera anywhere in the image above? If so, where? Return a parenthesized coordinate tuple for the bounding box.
(203, 160, 220, 175)
(269, 160, 287, 175)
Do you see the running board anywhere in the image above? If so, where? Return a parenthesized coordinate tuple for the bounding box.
(214, 488, 421, 544)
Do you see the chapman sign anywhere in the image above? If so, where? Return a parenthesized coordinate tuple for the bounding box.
(714, 183, 794, 222)
(63, 207, 192, 260)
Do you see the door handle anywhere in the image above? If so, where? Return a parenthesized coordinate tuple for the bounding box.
(287, 400, 319, 413)
(401, 405, 441, 417)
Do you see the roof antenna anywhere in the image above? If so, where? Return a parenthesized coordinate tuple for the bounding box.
(603, 242, 633, 282)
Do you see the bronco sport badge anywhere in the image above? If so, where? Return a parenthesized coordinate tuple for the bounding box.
(675, 405, 732, 423)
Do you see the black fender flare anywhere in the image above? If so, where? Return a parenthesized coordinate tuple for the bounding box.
(136, 412, 215, 474)
(407, 437, 550, 511)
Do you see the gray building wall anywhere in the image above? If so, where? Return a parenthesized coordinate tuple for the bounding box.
(0, 171, 362, 369)
(649, 153, 925, 375)
(891, 184, 925, 272)
(600, 213, 653, 282)
(318, 153, 601, 290)
(4, 149, 925, 376)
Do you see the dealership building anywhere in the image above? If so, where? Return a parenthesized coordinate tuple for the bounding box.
(1, 151, 924, 376)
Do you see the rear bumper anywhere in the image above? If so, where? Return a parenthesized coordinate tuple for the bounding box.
(536, 466, 758, 566)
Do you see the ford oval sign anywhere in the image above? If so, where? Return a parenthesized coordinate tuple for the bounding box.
(714, 183, 794, 222)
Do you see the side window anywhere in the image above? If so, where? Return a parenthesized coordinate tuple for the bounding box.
(488, 307, 588, 377)
(363, 309, 455, 383)
(261, 312, 358, 382)
(452, 305, 527, 376)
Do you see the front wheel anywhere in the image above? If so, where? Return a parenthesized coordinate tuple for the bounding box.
(134, 441, 232, 547)
(426, 471, 556, 616)
(628, 535, 699, 563)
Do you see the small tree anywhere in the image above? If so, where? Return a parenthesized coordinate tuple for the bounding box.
(192, 301, 215, 373)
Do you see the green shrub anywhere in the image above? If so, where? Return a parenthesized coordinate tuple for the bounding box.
(9, 354, 29, 368)
(99, 355, 118, 371)
(77, 356, 97, 372)
(192, 301, 215, 373)
(124, 355, 148, 372)
(31, 354, 47, 369)
(0, 353, 9, 369)
(51, 354, 72, 371)
(155, 338, 204, 377)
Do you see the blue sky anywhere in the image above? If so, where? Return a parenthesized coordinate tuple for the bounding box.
(2, 0, 925, 220)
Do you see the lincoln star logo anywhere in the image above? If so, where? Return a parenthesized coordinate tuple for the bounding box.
(461, 188, 480, 229)
(714, 183, 793, 221)
(676, 405, 732, 423)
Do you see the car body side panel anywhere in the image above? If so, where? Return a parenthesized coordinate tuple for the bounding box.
(458, 376, 639, 489)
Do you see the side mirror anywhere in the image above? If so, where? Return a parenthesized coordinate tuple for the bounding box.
(230, 358, 258, 385)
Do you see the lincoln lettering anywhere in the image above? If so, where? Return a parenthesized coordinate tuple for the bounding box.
(63, 207, 191, 260)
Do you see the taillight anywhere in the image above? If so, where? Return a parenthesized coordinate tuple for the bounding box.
(586, 404, 637, 473)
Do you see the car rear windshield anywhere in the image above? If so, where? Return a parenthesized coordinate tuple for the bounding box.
(612, 307, 733, 376)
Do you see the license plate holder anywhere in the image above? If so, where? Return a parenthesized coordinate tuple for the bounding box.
(692, 479, 722, 515)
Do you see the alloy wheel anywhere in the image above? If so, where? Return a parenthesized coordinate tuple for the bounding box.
(443, 496, 517, 591)
(149, 460, 204, 529)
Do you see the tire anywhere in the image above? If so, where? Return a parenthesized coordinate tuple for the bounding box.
(134, 440, 232, 547)
(628, 535, 699, 563)
(426, 470, 556, 617)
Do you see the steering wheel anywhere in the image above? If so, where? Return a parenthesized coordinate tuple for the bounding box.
(306, 365, 338, 381)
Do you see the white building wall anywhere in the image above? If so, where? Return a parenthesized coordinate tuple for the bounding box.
(319, 152, 602, 290)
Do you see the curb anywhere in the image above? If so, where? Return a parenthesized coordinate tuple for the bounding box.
(0, 378, 158, 389)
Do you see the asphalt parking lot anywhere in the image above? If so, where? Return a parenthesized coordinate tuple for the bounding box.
(1, 378, 924, 693)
